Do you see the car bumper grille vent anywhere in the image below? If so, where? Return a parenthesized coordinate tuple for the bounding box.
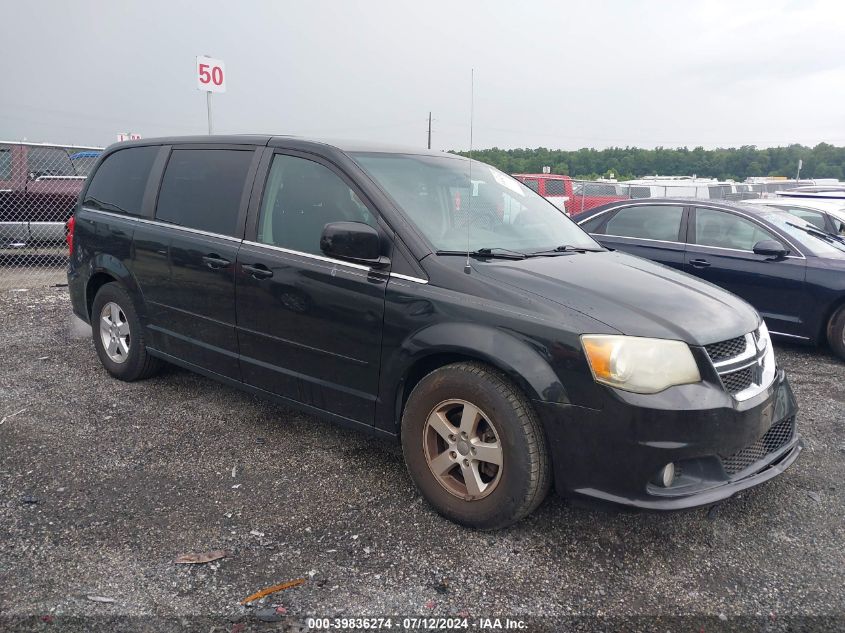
(720, 417, 795, 475)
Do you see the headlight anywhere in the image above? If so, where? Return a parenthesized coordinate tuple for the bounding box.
(581, 335, 701, 394)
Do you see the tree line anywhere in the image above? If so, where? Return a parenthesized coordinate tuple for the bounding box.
(451, 143, 845, 181)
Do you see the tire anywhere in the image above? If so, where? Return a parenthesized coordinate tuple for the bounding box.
(827, 304, 845, 361)
(91, 282, 162, 381)
(401, 361, 551, 530)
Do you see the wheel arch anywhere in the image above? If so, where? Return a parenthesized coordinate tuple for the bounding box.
(86, 271, 118, 319)
(85, 255, 146, 320)
(822, 293, 845, 345)
(390, 322, 568, 435)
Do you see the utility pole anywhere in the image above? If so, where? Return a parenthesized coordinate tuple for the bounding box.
(427, 112, 432, 149)
(207, 92, 213, 135)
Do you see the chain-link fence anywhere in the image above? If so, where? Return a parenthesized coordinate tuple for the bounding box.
(0, 142, 101, 290)
(514, 174, 820, 216)
(0, 142, 828, 292)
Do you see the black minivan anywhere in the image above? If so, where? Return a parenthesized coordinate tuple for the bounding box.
(68, 136, 801, 529)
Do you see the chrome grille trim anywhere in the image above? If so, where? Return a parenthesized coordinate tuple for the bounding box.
(704, 326, 776, 402)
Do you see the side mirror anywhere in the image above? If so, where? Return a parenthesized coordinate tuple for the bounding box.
(320, 221, 389, 268)
(753, 239, 789, 258)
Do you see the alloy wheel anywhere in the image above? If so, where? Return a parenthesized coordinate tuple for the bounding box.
(99, 301, 131, 364)
(422, 399, 504, 500)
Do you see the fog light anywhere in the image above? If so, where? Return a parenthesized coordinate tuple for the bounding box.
(655, 462, 676, 488)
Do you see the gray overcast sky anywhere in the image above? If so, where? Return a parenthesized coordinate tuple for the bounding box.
(2, 0, 843, 150)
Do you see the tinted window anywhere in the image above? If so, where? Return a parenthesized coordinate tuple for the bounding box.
(829, 210, 845, 235)
(257, 154, 376, 256)
(545, 179, 565, 195)
(694, 208, 776, 251)
(604, 205, 685, 241)
(0, 146, 11, 180)
(586, 183, 618, 196)
(84, 146, 160, 216)
(708, 185, 729, 200)
(27, 147, 75, 178)
(522, 178, 540, 193)
(572, 182, 620, 197)
(155, 149, 253, 236)
(579, 213, 608, 233)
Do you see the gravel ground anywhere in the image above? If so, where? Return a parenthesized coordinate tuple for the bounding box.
(1, 286, 843, 631)
(0, 263, 66, 291)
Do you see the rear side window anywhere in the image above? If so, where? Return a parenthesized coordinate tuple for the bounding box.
(544, 179, 565, 195)
(708, 185, 728, 200)
(604, 205, 685, 241)
(155, 149, 253, 237)
(521, 178, 539, 193)
(27, 146, 76, 178)
(84, 146, 159, 215)
(572, 182, 619, 197)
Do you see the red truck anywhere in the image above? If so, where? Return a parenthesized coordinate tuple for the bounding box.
(512, 173, 628, 215)
(0, 142, 97, 246)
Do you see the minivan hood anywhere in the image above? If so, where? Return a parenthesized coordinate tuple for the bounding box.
(471, 250, 759, 346)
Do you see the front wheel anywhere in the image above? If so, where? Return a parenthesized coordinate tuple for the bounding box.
(827, 304, 845, 361)
(401, 362, 551, 529)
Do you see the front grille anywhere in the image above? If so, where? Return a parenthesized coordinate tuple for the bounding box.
(705, 336, 747, 363)
(721, 417, 795, 475)
(720, 366, 754, 395)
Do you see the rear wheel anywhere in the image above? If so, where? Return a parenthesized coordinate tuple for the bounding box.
(827, 304, 845, 360)
(401, 362, 550, 529)
(91, 282, 162, 381)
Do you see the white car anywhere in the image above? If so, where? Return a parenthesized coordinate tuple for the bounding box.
(744, 198, 845, 236)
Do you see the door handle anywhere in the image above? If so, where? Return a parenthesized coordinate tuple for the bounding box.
(203, 254, 231, 269)
(242, 263, 273, 279)
(689, 258, 711, 268)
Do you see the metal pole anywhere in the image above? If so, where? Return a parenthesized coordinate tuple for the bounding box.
(427, 112, 432, 149)
(206, 91, 213, 135)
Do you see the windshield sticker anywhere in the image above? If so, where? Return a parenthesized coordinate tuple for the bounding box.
(489, 167, 524, 196)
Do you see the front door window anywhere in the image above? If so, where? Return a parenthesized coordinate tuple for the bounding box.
(257, 154, 375, 256)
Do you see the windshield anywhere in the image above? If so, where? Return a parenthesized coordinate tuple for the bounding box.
(758, 211, 845, 258)
(351, 152, 600, 253)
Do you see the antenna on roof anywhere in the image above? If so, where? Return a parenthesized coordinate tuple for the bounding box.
(464, 68, 474, 275)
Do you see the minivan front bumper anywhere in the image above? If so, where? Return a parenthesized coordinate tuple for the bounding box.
(535, 369, 800, 510)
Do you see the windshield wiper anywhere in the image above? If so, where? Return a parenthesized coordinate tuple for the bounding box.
(85, 196, 130, 215)
(437, 248, 527, 260)
(528, 244, 604, 256)
(785, 221, 845, 244)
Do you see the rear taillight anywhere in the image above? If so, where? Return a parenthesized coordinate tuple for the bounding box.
(66, 215, 75, 255)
